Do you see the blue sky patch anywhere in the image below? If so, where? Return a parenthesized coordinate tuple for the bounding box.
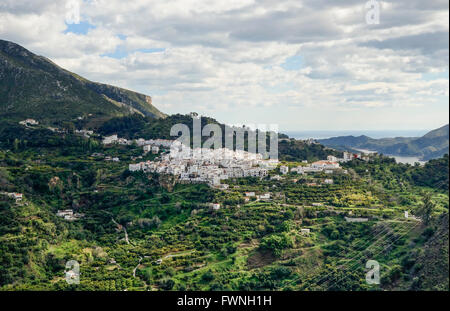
(421, 71, 449, 81)
(281, 55, 303, 71)
(64, 21, 96, 35)
(101, 47, 166, 59)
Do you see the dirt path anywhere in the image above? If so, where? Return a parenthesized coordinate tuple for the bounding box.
(156, 250, 195, 264)
(111, 217, 130, 245)
(133, 256, 143, 278)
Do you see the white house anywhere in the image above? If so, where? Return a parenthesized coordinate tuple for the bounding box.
(6, 193, 23, 202)
(211, 203, 221, 211)
(245, 192, 256, 197)
(152, 146, 160, 154)
(19, 119, 39, 126)
(343, 152, 353, 162)
(218, 184, 229, 190)
(103, 134, 118, 145)
(270, 175, 283, 181)
(57, 210, 74, 217)
(13, 193, 23, 201)
(129, 163, 142, 172)
(327, 155, 338, 162)
(324, 179, 334, 184)
(312, 161, 340, 170)
(259, 193, 271, 200)
(280, 166, 289, 175)
(301, 228, 311, 235)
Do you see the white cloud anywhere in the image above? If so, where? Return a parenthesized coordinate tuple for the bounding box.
(0, 0, 448, 130)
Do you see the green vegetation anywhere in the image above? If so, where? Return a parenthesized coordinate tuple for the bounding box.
(0, 125, 448, 291)
(0, 39, 165, 125)
(1, 39, 447, 292)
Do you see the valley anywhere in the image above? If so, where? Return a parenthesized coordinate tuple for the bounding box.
(0, 120, 448, 291)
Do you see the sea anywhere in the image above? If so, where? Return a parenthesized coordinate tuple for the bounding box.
(353, 149, 426, 165)
(284, 130, 430, 165)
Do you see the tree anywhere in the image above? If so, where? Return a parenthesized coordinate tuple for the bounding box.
(260, 233, 293, 257)
(417, 192, 435, 225)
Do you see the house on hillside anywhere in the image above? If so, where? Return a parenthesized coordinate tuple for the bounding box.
(312, 160, 340, 170)
(258, 193, 271, 201)
(301, 228, 311, 235)
(280, 166, 289, 175)
(2, 192, 24, 202)
(211, 203, 221, 211)
(103, 134, 118, 145)
(11, 193, 23, 202)
(19, 119, 39, 126)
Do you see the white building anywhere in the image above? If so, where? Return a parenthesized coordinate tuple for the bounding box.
(129, 163, 142, 172)
(57, 210, 73, 217)
(103, 134, 118, 145)
(327, 155, 338, 162)
(343, 152, 353, 162)
(152, 146, 160, 154)
(312, 161, 340, 170)
(271, 175, 283, 181)
(301, 228, 311, 235)
(75, 129, 94, 137)
(259, 193, 271, 200)
(4, 193, 23, 202)
(143, 145, 152, 153)
(324, 179, 334, 184)
(280, 166, 289, 175)
(19, 119, 39, 126)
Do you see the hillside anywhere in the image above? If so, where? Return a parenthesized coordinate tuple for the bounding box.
(96, 113, 342, 162)
(0, 40, 165, 124)
(318, 124, 449, 161)
(0, 132, 448, 291)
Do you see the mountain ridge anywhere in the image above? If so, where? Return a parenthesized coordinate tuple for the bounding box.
(0, 39, 165, 124)
(318, 124, 449, 161)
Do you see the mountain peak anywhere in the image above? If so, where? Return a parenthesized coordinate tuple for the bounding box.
(423, 124, 449, 139)
(0, 40, 166, 124)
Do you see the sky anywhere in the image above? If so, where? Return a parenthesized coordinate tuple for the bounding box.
(0, 0, 448, 132)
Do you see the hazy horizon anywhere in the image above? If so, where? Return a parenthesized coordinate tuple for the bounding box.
(283, 129, 433, 140)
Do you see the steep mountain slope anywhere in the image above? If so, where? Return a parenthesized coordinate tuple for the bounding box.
(0, 40, 165, 124)
(318, 124, 449, 161)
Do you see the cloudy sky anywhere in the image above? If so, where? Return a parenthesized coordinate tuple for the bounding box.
(1, 0, 448, 131)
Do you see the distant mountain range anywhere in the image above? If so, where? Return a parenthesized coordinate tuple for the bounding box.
(318, 124, 449, 161)
(0, 40, 165, 125)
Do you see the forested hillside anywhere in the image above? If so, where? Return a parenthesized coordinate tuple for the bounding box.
(0, 126, 448, 291)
